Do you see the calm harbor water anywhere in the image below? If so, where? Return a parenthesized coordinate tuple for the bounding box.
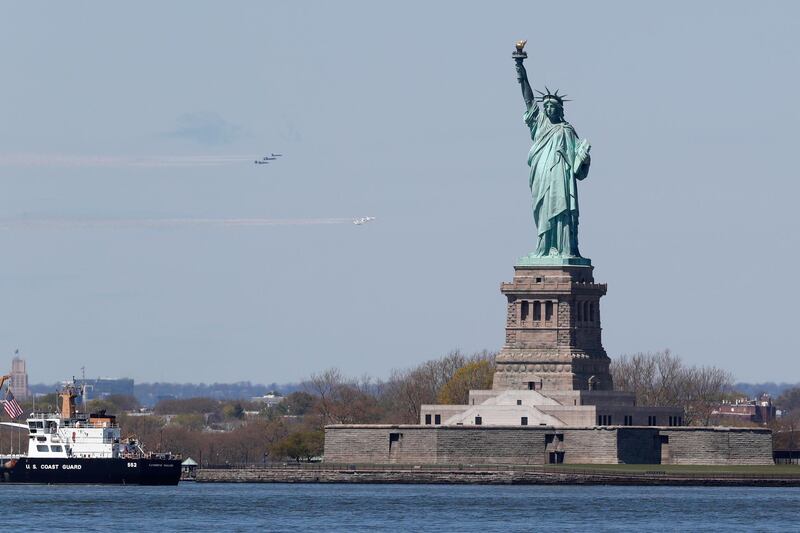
(3, 483, 798, 531)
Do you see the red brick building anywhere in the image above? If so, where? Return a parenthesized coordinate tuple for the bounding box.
(711, 395, 776, 425)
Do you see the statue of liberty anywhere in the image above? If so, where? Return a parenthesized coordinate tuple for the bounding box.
(513, 41, 591, 263)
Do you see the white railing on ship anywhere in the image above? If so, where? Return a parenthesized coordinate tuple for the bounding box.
(27, 413, 119, 428)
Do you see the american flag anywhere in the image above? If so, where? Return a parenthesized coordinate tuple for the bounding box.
(3, 390, 23, 419)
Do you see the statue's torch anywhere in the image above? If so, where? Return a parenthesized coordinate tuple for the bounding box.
(512, 40, 528, 62)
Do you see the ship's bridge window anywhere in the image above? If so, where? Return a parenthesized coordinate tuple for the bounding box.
(36, 436, 46, 442)
(36, 445, 49, 452)
(50, 445, 63, 452)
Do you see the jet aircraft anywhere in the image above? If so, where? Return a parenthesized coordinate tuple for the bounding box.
(254, 153, 283, 165)
(353, 216, 376, 225)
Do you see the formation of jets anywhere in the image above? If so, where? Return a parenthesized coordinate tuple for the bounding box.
(250, 154, 376, 229)
(254, 153, 283, 165)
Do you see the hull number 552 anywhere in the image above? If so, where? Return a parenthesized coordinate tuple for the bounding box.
(127, 462, 138, 468)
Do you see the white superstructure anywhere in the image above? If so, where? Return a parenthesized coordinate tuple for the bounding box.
(25, 413, 120, 459)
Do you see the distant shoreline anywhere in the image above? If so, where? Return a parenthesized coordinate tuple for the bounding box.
(194, 464, 800, 486)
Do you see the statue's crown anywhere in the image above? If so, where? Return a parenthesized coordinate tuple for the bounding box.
(536, 87, 570, 106)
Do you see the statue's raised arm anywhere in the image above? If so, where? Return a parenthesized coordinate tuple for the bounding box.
(513, 40, 534, 109)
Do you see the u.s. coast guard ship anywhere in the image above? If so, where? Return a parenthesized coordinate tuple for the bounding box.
(0, 382, 180, 484)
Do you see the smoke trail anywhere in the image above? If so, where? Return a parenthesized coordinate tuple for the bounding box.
(0, 154, 257, 168)
(0, 217, 357, 229)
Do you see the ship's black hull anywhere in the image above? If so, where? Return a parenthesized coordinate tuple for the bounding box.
(0, 457, 181, 485)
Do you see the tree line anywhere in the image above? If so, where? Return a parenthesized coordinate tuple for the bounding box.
(115, 350, 496, 463)
(610, 349, 734, 426)
(3, 348, 798, 461)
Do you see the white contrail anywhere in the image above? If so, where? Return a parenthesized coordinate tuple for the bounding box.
(0, 154, 256, 168)
(0, 217, 357, 229)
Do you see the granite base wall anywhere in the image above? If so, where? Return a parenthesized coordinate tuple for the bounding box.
(324, 425, 772, 465)
(435, 428, 545, 465)
(660, 427, 774, 465)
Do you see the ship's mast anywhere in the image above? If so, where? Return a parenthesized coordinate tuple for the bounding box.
(81, 366, 86, 406)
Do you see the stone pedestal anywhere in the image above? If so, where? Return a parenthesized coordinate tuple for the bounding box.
(493, 264, 613, 392)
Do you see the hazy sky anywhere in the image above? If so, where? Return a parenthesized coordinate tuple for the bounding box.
(1, 1, 798, 384)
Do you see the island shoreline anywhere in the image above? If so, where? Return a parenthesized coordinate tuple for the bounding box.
(194, 465, 800, 486)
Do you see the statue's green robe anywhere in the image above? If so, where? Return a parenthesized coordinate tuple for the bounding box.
(524, 103, 590, 257)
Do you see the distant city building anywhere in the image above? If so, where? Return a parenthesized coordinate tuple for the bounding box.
(10, 355, 30, 400)
(79, 377, 135, 401)
(250, 393, 284, 407)
(28, 380, 298, 407)
(711, 394, 777, 425)
(155, 394, 177, 404)
(133, 382, 294, 407)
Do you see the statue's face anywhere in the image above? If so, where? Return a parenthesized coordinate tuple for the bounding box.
(544, 101, 562, 121)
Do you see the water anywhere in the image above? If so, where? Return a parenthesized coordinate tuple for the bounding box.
(3, 483, 798, 532)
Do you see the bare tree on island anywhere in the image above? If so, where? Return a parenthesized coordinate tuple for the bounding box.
(611, 349, 733, 426)
(304, 368, 384, 425)
(300, 351, 497, 426)
(382, 350, 496, 423)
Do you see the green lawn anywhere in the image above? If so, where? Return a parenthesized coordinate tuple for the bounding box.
(541, 463, 800, 475)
